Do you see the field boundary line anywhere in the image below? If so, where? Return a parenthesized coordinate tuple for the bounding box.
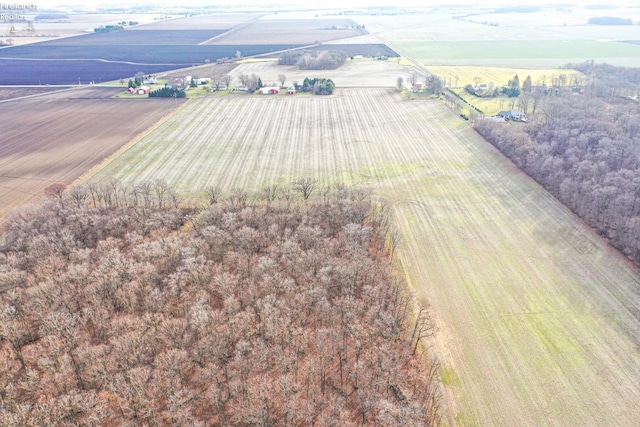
(71, 99, 192, 186)
(0, 86, 78, 104)
(198, 14, 264, 45)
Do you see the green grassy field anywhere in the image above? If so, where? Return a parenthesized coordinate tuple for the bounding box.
(395, 40, 640, 67)
(362, 12, 640, 67)
(90, 89, 640, 426)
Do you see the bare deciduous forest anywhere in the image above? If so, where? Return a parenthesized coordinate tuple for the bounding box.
(476, 62, 640, 264)
(0, 182, 440, 426)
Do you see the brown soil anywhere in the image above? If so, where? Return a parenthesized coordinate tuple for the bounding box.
(0, 86, 185, 219)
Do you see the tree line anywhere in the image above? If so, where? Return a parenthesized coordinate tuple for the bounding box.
(149, 87, 186, 98)
(0, 180, 441, 425)
(475, 62, 640, 264)
(279, 50, 347, 70)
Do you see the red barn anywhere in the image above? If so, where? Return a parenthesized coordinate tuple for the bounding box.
(259, 86, 279, 95)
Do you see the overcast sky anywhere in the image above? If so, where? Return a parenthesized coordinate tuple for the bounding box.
(24, 1, 632, 11)
(32, 0, 443, 9)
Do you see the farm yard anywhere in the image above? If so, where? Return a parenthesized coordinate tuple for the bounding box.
(425, 66, 584, 116)
(0, 87, 185, 218)
(87, 88, 640, 425)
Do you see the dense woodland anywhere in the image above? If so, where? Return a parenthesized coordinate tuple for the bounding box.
(0, 182, 441, 426)
(476, 62, 640, 264)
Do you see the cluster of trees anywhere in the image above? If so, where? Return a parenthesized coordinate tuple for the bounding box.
(302, 77, 335, 95)
(93, 25, 123, 33)
(210, 74, 232, 91)
(127, 73, 152, 89)
(569, 61, 640, 99)
(402, 71, 444, 96)
(149, 86, 186, 98)
(476, 64, 640, 263)
(237, 73, 263, 92)
(465, 74, 532, 99)
(0, 180, 441, 425)
(588, 17, 633, 25)
(279, 50, 347, 70)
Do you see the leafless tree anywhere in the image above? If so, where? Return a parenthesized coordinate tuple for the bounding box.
(293, 177, 318, 200)
(407, 71, 419, 88)
(223, 74, 232, 89)
(425, 74, 444, 96)
(205, 185, 223, 205)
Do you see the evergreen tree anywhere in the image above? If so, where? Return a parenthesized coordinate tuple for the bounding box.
(510, 74, 520, 89)
(523, 75, 532, 92)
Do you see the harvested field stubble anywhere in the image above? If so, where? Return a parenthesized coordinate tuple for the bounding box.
(92, 88, 640, 425)
(205, 18, 366, 45)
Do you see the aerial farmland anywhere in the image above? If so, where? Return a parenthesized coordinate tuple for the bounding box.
(84, 85, 640, 425)
(2, 4, 640, 426)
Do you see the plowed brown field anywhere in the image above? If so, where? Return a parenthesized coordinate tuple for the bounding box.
(91, 88, 640, 425)
(0, 87, 185, 218)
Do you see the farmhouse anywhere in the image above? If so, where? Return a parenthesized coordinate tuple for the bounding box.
(259, 86, 279, 95)
(498, 110, 526, 122)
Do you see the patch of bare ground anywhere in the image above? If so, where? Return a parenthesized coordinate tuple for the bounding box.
(126, 14, 262, 31)
(0, 87, 62, 101)
(0, 87, 186, 219)
(161, 62, 239, 84)
(323, 33, 386, 45)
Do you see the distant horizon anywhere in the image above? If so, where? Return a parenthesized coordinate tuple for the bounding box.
(12, 1, 639, 13)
